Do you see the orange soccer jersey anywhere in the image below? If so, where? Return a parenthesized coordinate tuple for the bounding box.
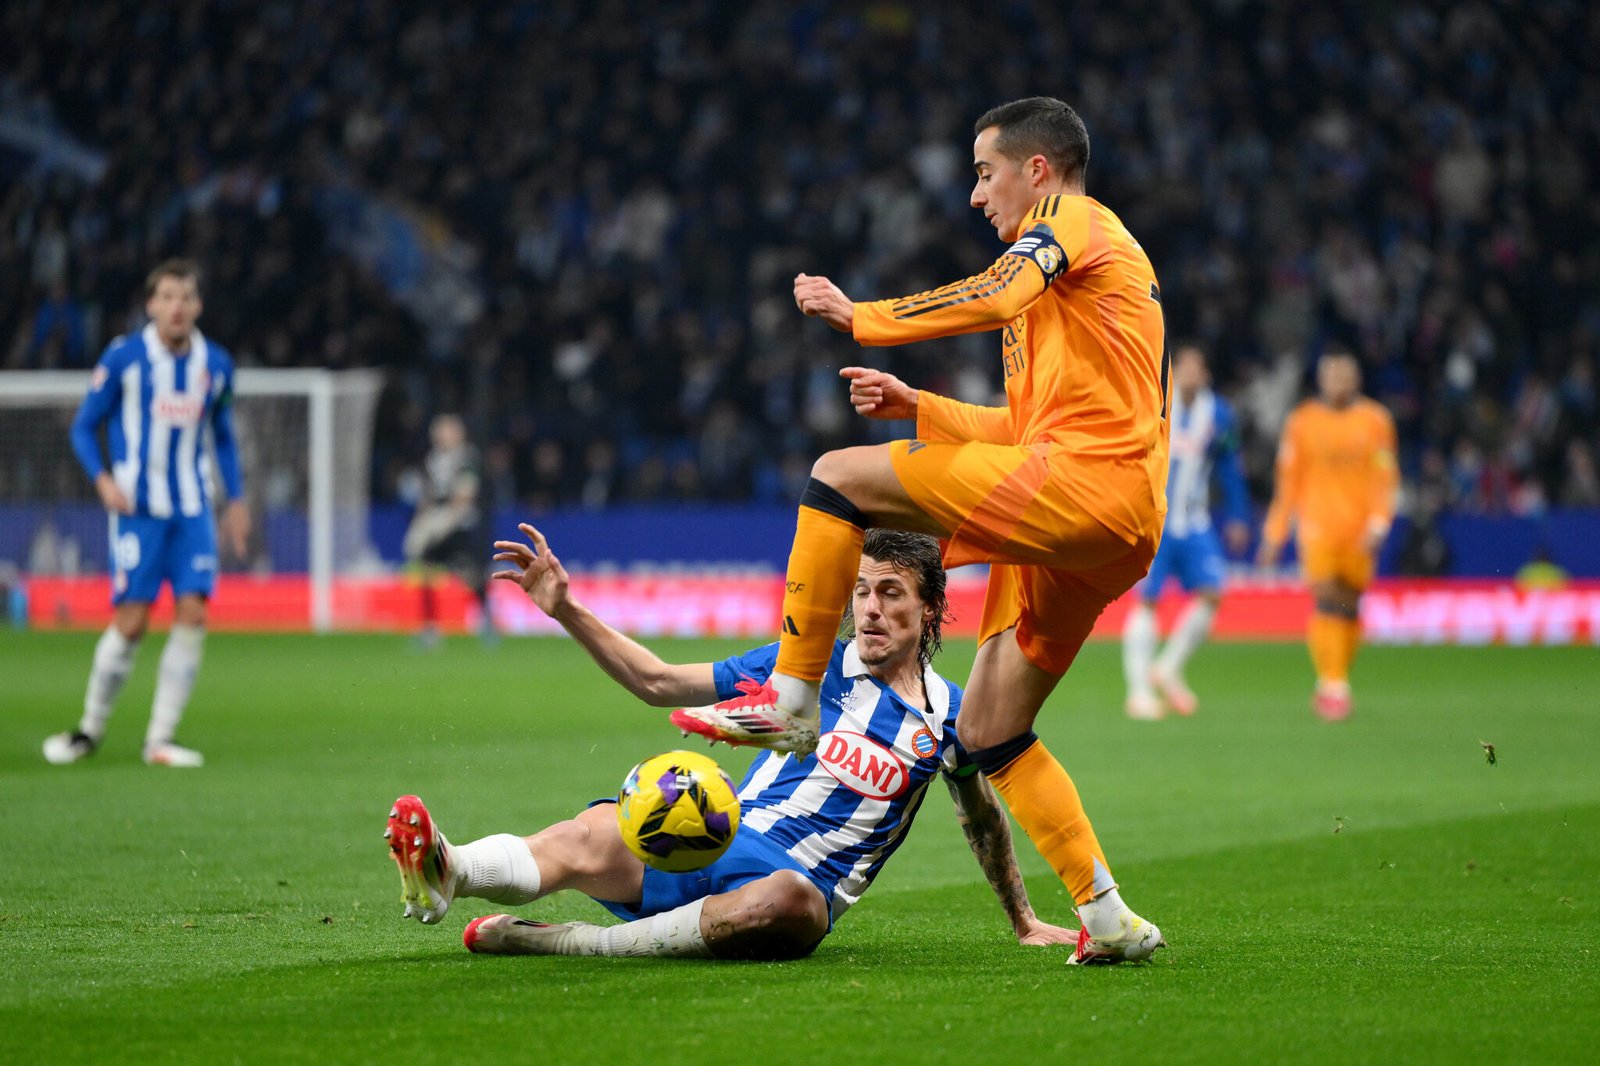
(852, 194, 1169, 545)
(1263, 397, 1399, 555)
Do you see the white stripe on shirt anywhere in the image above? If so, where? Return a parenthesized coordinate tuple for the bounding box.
(115, 361, 143, 503)
(174, 333, 208, 516)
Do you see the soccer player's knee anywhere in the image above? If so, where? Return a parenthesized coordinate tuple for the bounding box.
(756, 871, 829, 939)
(809, 450, 845, 485)
(956, 715, 1005, 754)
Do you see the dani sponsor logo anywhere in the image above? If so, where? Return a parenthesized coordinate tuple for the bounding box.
(816, 731, 909, 800)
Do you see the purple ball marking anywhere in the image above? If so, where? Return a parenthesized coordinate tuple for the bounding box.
(655, 769, 684, 806)
(704, 811, 730, 836)
(645, 834, 679, 857)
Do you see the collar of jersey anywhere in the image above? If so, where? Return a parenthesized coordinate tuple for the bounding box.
(841, 641, 952, 721)
(142, 322, 207, 361)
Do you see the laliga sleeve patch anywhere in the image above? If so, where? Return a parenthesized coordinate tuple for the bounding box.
(1003, 223, 1067, 286)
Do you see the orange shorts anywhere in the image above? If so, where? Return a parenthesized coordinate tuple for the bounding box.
(889, 439, 1159, 674)
(1298, 536, 1376, 590)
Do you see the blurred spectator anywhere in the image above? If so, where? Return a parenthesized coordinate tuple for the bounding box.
(2, 0, 1597, 516)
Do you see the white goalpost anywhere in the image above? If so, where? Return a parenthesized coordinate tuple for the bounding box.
(0, 368, 384, 632)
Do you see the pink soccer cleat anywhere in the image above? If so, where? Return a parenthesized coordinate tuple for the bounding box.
(671, 678, 819, 756)
(386, 794, 457, 924)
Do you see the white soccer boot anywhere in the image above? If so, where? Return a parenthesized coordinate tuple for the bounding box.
(671, 677, 819, 756)
(143, 742, 205, 767)
(463, 914, 602, 955)
(1124, 692, 1165, 721)
(43, 731, 99, 765)
(1150, 666, 1198, 717)
(1069, 906, 1166, 965)
(387, 794, 459, 924)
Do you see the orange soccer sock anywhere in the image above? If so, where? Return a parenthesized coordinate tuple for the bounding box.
(1307, 611, 1349, 684)
(772, 484, 867, 684)
(1340, 616, 1364, 674)
(984, 736, 1114, 906)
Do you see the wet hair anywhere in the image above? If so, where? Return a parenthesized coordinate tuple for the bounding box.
(145, 258, 202, 299)
(974, 97, 1091, 185)
(837, 529, 950, 667)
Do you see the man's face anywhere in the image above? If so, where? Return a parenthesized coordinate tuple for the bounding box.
(1174, 347, 1207, 399)
(1318, 355, 1360, 406)
(432, 415, 465, 451)
(146, 276, 201, 347)
(852, 555, 933, 669)
(971, 126, 1041, 243)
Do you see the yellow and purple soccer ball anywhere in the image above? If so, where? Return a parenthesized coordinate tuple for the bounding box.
(616, 750, 740, 873)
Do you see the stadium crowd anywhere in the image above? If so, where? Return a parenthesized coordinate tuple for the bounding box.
(4, 0, 1598, 520)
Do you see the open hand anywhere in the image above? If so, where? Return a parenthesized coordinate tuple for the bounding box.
(492, 522, 571, 617)
(1015, 915, 1080, 947)
(840, 366, 919, 421)
(95, 471, 133, 515)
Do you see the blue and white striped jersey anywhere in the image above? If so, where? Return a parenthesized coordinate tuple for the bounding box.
(1164, 386, 1249, 537)
(712, 640, 973, 920)
(70, 323, 242, 519)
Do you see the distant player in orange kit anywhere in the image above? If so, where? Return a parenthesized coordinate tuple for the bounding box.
(1258, 349, 1399, 720)
(672, 97, 1170, 964)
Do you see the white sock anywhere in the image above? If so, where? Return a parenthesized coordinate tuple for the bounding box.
(453, 834, 543, 904)
(596, 897, 712, 958)
(771, 672, 821, 718)
(1078, 886, 1129, 939)
(1154, 598, 1216, 680)
(145, 624, 204, 749)
(80, 625, 139, 740)
(1121, 603, 1158, 699)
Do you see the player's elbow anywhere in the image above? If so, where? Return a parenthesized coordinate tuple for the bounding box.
(634, 667, 685, 707)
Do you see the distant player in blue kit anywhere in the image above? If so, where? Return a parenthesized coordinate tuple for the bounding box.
(43, 259, 249, 768)
(1122, 344, 1250, 720)
(385, 525, 1088, 961)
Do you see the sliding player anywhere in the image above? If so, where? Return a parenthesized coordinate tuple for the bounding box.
(1259, 349, 1398, 720)
(386, 526, 1083, 960)
(673, 97, 1169, 962)
(44, 260, 248, 767)
(1122, 344, 1249, 719)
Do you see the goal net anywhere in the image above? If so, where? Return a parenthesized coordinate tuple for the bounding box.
(0, 368, 383, 632)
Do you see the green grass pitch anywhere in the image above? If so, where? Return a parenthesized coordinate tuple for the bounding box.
(2, 631, 1596, 1064)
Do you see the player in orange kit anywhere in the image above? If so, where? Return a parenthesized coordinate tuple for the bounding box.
(672, 97, 1169, 963)
(1258, 349, 1399, 720)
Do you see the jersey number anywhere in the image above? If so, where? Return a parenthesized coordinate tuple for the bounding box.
(116, 532, 142, 571)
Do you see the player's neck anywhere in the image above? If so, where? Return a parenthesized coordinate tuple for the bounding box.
(871, 657, 926, 705)
(1032, 182, 1084, 206)
(158, 330, 194, 355)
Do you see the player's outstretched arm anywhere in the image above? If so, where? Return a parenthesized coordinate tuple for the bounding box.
(843, 252, 1048, 348)
(945, 771, 1077, 946)
(493, 522, 718, 707)
(840, 366, 919, 420)
(794, 274, 855, 333)
(840, 367, 1013, 444)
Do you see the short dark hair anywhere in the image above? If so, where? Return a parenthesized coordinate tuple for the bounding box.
(974, 97, 1090, 184)
(838, 529, 950, 667)
(145, 258, 201, 299)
